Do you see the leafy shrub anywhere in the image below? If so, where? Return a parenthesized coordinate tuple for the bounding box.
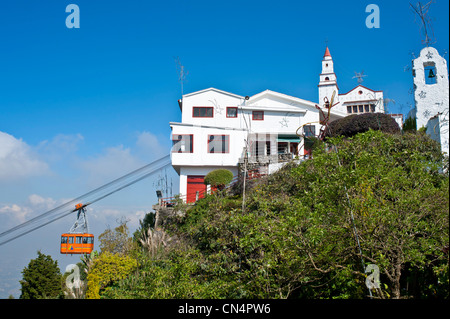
(324, 112, 400, 138)
(204, 169, 234, 190)
(85, 252, 138, 299)
(101, 247, 233, 299)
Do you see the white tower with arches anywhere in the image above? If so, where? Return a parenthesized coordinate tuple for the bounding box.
(318, 47, 339, 107)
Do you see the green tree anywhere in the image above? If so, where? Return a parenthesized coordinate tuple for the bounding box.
(99, 217, 135, 255)
(133, 212, 156, 245)
(20, 251, 63, 299)
(402, 116, 417, 132)
(179, 130, 448, 299)
(288, 130, 448, 298)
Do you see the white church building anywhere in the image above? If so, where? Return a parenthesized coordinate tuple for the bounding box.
(170, 47, 386, 202)
(319, 47, 385, 116)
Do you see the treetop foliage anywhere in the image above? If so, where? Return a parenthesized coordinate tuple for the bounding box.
(204, 169, 234, 189)
(324, 112, 401, 138)
(20, 251, 63, 299)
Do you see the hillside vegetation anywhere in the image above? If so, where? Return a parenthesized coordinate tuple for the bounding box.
(88, 130, 449, 299)
(70, 130, 449, 299)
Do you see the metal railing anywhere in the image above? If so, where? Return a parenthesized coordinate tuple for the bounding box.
(158, 169, 267, 207)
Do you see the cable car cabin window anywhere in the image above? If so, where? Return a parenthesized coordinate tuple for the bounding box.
(68, 236, 74, 244)
(82, 236, 94, 244)
(61, 236, 68, 244)
(76, 236, 82, 244)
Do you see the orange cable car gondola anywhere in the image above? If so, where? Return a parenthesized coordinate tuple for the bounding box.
(60, 203, 94, 255)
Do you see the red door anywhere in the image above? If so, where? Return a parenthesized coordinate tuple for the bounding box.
(187, 175, 206, 203)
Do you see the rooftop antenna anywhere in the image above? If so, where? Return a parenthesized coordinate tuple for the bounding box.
(174, 56, 189, 96)
(352, 71, 367, 84)
(410, 1, 436, 47)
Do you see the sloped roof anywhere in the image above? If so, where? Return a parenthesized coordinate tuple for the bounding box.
(339, 84, 382, 96)
(248, 89, 317, 110)
(182, 87, 244, 99)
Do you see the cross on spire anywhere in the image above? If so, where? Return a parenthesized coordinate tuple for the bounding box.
(352, 71, 367, 84)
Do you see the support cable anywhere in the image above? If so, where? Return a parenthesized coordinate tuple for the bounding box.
(0, 155, 171, 246)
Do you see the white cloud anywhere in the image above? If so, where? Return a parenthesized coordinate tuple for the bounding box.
(78, 145, 145, 187)
(0, 204, 31, 225)
(0, 194, 60, 225)
(78, 131, 169, 187)
(89, 207, 147, 232)
(0, 132, 49, 181)
(37, 133, 84, 162)
(135, 131, 168, 159)
(27, 194, 57, 211)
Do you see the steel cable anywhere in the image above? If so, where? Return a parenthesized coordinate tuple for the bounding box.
(0, 155, 171, 246)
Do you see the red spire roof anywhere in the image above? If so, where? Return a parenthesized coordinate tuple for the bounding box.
(324, 46, 331, 57)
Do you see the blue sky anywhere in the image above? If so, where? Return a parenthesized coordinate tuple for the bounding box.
(0, 0, 448, 298)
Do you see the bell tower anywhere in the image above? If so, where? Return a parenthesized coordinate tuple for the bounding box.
(412, 46, 449, 130)
(318, 47, 339, 107)
(411, 46, 449, 155)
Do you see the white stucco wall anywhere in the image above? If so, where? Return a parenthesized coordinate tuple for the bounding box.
(181, 88, 244, 129)
(412, 47, 450, 130)
(335, 85, 384, 114)
(170, 122, 248, 169)
(426, 113, 449, 156)
(318, 51, 339, 107)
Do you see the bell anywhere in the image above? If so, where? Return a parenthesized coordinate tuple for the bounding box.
(428, 68, 436, 78)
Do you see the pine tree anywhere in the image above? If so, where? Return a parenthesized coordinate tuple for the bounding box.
(20, 251, 63, 299)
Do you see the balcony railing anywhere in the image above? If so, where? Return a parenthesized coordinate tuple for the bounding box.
(238, 152, 296, 165)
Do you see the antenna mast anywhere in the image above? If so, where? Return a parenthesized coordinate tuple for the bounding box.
(174, 57, 189, 96)
(410, 1, 436, 47)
